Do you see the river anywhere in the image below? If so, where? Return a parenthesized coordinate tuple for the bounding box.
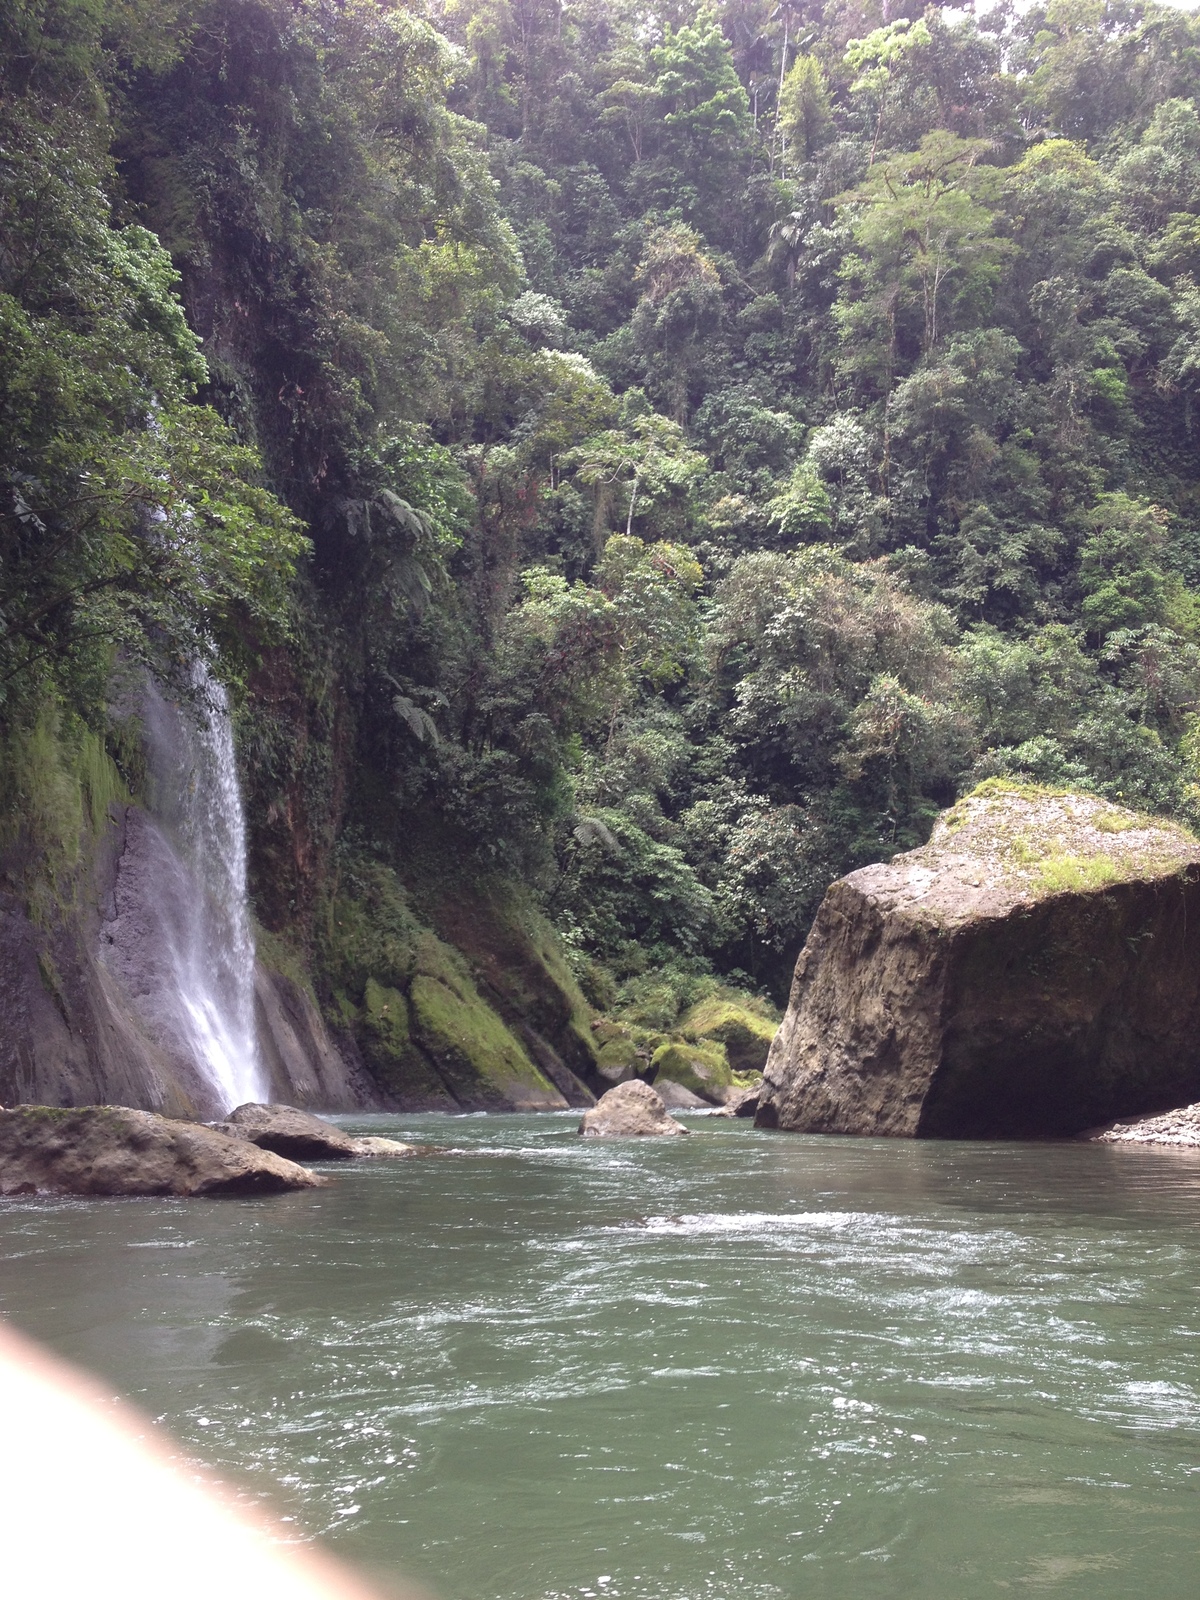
(2, 1113, 1199, 1599)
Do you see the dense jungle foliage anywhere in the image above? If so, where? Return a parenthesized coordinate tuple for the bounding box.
(8, 0, 1200, 1022)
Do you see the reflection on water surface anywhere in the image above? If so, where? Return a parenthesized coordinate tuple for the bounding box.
(2, 1114, 1199, 1600)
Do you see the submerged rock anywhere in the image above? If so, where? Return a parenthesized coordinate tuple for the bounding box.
(222, 1102, 357, 1159)
(578, 1079, 690, 1138)
(756, 783, 1200, 1140)
(0, 1106, 324, 1196)
(349, 1135, 414, 1157)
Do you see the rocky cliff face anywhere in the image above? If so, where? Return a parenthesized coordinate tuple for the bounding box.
(0, 802, 598, 1115)
(756, 783, 1200, 1139)
(0, 803, 374, 1116)
(0, 665, 605, 1114)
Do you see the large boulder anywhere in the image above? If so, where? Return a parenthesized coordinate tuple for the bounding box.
(578, 1080, 690, 1137)
(756, 783, 1200, 1139)
(0, 1106, 324, 1196)
(222, 1102, 357, 1160)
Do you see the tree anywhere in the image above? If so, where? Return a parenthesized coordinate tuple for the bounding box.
(639, 6, 753, 241)
(844, 16, 933, 166)
(834, 133, 1012, 404)
(777, 52, 831, 169)
(0, 15, 303, 723)
(566, 407, 708, 541)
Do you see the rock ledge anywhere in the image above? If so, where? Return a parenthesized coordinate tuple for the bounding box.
(221, 1102, 357, 1160)
(0, 1106, 324, 1196)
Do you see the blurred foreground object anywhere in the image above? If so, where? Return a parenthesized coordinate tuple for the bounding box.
(0, 1321, 401, 1600)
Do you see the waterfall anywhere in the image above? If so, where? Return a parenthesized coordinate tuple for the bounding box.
(105, 662, 269, 1115)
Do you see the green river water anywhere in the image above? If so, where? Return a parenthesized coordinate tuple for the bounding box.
(2, 1112, 1199, 1599)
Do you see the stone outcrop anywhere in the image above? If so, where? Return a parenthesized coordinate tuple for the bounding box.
(254, 959, 377, 1112)
(578, 1079, 690, 1137)
(0, 1106, 324, 1196)
(406, 950, 568, 1111)
(221, 1102, 357, 1160)
(756, 783, 1200, 1139)
(719, 1085, 761, 1119)
(0, 790, 588, 1118)
(337, 918, 575, 1113)
(1087, 1102, 1200, 1147)
(423, 886, 602, 1105)
(0, 713, 597, 1120)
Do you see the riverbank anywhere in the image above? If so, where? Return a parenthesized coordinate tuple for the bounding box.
(1091, 1100, 1200, 1147)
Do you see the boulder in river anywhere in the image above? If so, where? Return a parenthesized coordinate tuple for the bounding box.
(222, 1102, 357, 1159)
(578, 1079, 690, 1137)
(756, 782, 1200, 1139)
(0, 1106, 325, 1196)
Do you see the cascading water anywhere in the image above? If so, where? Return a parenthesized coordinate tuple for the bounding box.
(101, 661, 269, 1115)
(154, 662, 267, 1110)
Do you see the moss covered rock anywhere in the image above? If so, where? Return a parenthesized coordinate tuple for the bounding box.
(408, 935, 567, 1110)
(650, 1040, 734, 1104)
(679, 992, 778, 1074)
(314, 864, 579, 1110)
(354, 977, 451, 1107)
(758, 783, 1200, 1139)
(420, 883, 602, 1103)
(319, 861, 421, 1003)
(363, 977, 410, 1055)
(596, 1034, 641, 1083)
